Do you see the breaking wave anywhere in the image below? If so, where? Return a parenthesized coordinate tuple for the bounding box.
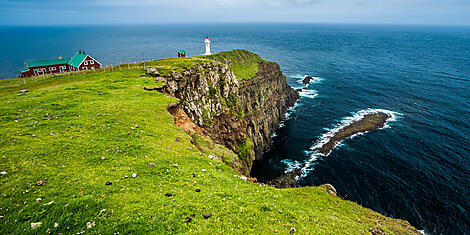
(281, 159, 302, 173)
(299, 89, 319, 99)
(298, 108, 401, 177)
(292, 74, 324, 85)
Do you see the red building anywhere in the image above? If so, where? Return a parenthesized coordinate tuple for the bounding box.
(177, 50, 187, 58)
(20, 50, 102, 77)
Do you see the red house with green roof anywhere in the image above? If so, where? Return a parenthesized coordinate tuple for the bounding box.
(20, 50, 101, 77)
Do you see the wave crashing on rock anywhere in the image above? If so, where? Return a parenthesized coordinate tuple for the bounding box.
(297, 109, 400, 177)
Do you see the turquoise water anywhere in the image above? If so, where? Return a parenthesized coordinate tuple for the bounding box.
(1, 24, 469, 234)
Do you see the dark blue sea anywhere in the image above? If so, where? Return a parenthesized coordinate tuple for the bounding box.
(1, 24, 469, 234)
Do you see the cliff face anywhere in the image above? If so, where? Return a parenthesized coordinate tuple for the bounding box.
(239, 61, 299, 162)
(153, 50, 298, 175)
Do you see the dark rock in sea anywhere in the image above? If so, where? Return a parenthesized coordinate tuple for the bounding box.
(203, 213, 212, 219)
(315, 112, 390, 155)
(185, 217, 192, 223)
(164, 193, 173, 197)
(105, 181, 112, 185)
(302, 76, 314, 85)
(268, 168, 301, 188)
(295, 88, 302, 92)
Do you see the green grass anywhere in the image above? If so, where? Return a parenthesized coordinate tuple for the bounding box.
(198, 49, 264, 80)
(140, 57, 211, 75)
(0, 58, 417, 234)
(191, 133, 243, 172)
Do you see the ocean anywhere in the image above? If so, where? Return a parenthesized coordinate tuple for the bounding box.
(1, 24, 469, 234)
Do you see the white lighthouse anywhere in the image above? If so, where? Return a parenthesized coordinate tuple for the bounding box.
(204, 37, 211, 55)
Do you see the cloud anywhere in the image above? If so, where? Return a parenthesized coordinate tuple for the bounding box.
(89, 0, 322, 7)
(1, 0, 469, 25)
(288, 0, 321, 5)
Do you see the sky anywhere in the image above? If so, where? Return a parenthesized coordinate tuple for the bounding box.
(0, 0, 469, 26)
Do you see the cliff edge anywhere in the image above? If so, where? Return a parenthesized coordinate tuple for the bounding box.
(0, 53, 420, 234)
(149, 50, 298, 175)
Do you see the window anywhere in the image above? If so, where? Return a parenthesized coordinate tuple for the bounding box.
(84, 61, 88, 65)
(82, 67, 88, 70)
(34, 69, 38, 76)
(49, 67, 57, 71)
(90, 60, 94, 64)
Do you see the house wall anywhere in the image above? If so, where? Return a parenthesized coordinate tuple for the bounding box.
(21, 63, 71, 77)
(78, 56, 101, 71)
(20, 55, 102, 77)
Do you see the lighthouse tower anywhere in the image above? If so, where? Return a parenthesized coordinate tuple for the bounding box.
(204, 37, 211, 55)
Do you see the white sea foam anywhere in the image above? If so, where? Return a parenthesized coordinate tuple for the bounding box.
(292, 74, 324, 85)
(281, 159, 302, 173)
(299, 89, 319, 99)
(285, 112, 291, 119)
(271, 132, 278, 138)
(298, 108, 402, 177)
(283, 100, 302, 121)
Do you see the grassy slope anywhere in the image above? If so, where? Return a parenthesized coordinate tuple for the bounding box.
(0, 57, 416, 234)
(198, 49, 263, 80)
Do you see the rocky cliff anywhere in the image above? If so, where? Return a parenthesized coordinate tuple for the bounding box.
(148, 50, 298, 175)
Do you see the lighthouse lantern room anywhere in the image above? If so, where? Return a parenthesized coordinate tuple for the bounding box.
(205, 37, 211, 55)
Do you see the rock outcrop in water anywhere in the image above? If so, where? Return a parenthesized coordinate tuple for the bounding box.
(302, 76, 314, 85)
(148, 50, 299, 175)
(268, 111, 392, 189)
(315, 112, 390, 155)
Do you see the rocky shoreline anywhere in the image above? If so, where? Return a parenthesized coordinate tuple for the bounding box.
(269, 111, 391, 188)
(314, 112, 390, 155)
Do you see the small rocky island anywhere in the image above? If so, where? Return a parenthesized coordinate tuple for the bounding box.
(315, 112, 390, 155)
(302, 76, 314, 85)
(269, 111, 391, 189)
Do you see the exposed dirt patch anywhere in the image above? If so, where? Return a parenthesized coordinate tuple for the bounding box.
(168, 104, 205, 136)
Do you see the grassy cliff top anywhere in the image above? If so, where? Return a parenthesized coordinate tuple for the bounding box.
(0, 56, 417, 234)
(198, 49, 264, 81)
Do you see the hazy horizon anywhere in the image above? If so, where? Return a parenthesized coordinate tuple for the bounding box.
(1, 0, 469, 26)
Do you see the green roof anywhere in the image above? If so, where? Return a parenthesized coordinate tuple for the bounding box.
(68, 51, 87, 67)
(26, 58, 71, 68)
(179, 50, 187, 53)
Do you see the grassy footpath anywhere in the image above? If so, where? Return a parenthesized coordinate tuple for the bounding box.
(0, 58, 417, 234)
